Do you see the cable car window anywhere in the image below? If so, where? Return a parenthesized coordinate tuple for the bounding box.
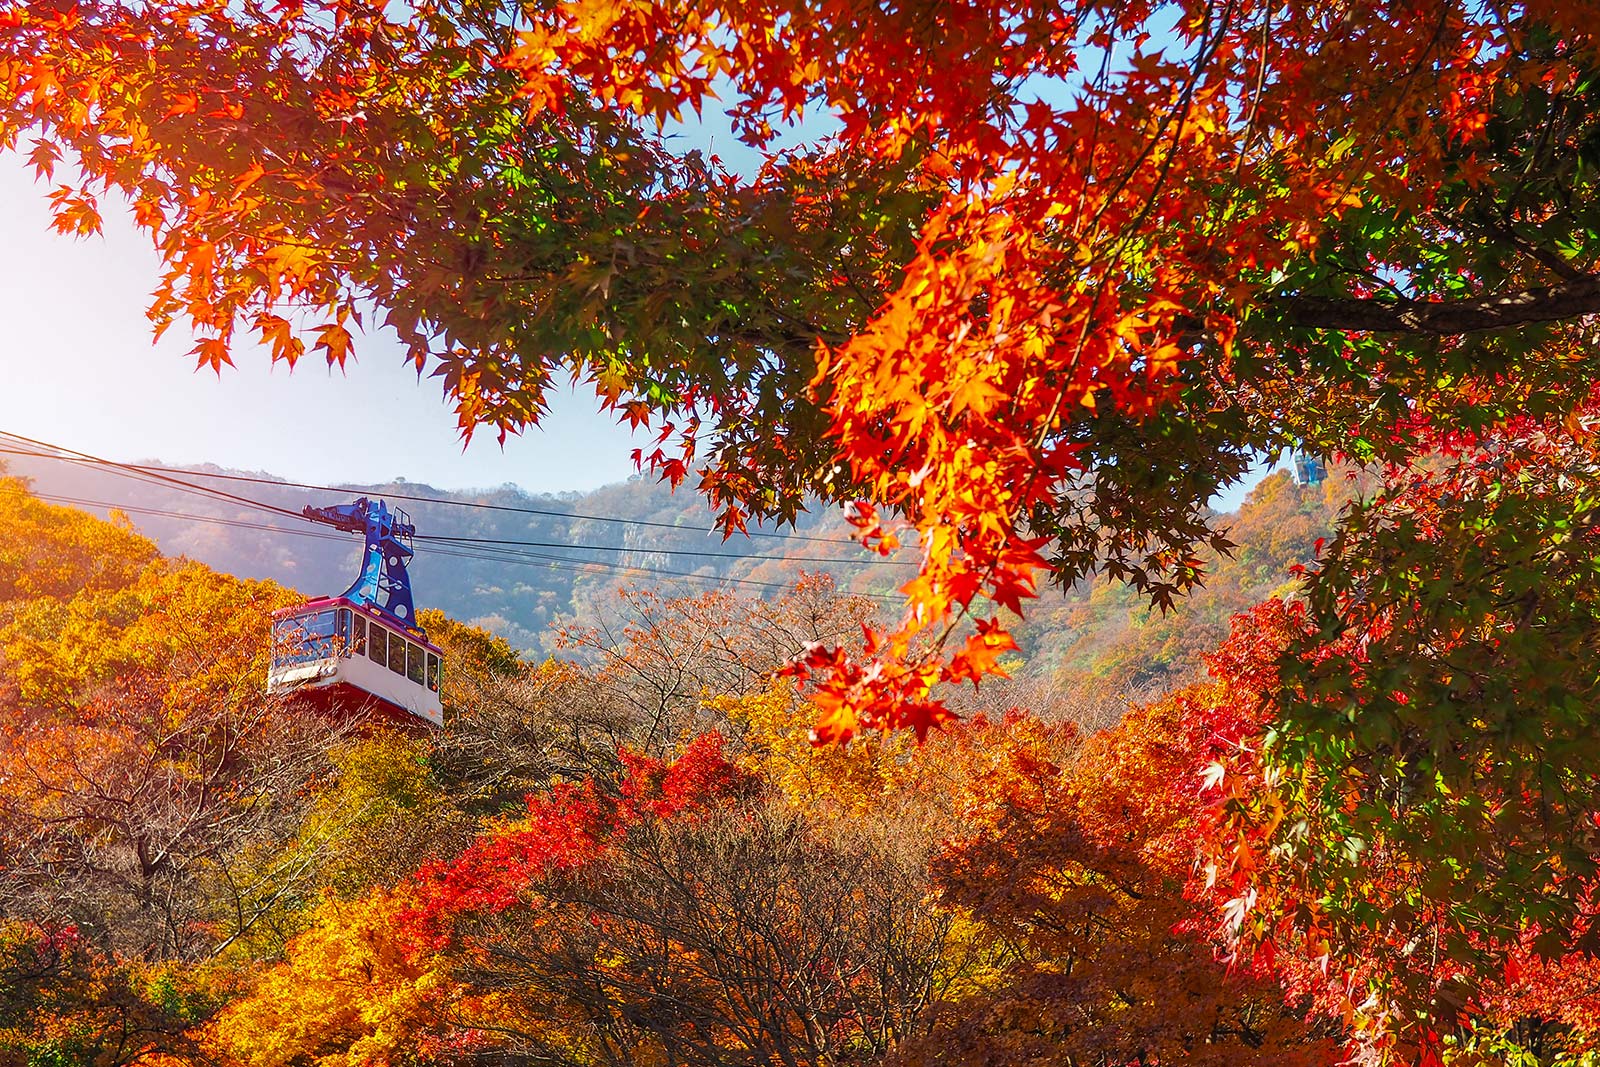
(387, 630, 407, 675)
(426, 653, 441, 693)
(337, 610, 352, 654)
(353, 615, 367, 655)
(406, 642, 425, 685)
(270, 617, 297, 666)
(367, 623, 385, 665)
(273, 610, 337, 664)
(307, 611, 336, 645)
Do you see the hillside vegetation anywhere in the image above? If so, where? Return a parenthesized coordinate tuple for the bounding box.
(1, 451, 901, 650)
(4, 452, 1347, 704)
(1, 465, 1591, 1066)
(0, 471, 1334, 1066)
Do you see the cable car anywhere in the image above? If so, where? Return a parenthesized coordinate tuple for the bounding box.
(267, 497, 444, 726)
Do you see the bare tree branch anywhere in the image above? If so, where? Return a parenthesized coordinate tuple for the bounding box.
(1280, 275, 1600, 335)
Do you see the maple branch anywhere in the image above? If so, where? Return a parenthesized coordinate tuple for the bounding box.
(1279, 274, 1600, 335)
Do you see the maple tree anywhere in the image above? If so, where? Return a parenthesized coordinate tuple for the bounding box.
(0, 490, 345, 963)
(715, 679, 924, 821)
(1193, 553, 1600, 1062)
(13, 0, 1600, 741)
(0, 472, 157, 609)
(898, 694, 1340, 1067)
(292, 732, 463, 900)
(0, 919, 209, 1067)
(9, 0, 1600, 1040)
(555, 573, 879, 745)
(403, 731, 963, 1067)
(207, 888, 454, 1067)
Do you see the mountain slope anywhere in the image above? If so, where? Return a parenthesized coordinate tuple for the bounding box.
(2, 450, 1350, 692)
(0, 451, 904, 649)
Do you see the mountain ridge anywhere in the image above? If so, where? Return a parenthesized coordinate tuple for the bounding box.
(1, 449, 1348, 695)
(0, 449, 901, 651)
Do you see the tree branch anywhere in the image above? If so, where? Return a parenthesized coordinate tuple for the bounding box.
(1280, 275, 1600, 335)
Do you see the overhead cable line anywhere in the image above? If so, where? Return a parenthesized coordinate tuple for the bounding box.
(0, 432, 307, 522)
(22, 490, 901, 601)
(26, 493, 367, 548)
(0, 434, 908, 568)
(0, 444, 304, 520)
(411, 530, 911, 566)
(420, 542, 897, 599)
(1, 438, 856, 545)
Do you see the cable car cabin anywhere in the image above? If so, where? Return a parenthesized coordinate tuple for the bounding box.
(266, 497, 444, 727)
(269, 597, 444, 726)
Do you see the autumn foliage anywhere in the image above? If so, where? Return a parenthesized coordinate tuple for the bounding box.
(12, 0, 1600, 746)
(3, 471, 1600, 1063)
(8, 0, 1600, 1059)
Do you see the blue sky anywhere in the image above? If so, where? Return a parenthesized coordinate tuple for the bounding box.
(0, 95, 810, 494)
(0, 157, 645, 493)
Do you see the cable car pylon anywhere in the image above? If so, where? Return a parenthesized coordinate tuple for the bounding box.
(267, 497, 444, 726)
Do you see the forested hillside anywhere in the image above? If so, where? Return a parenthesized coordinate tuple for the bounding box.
(3, 457, 1594, 1066)
(3, 449, 1345, 703)
(0, 448, 901, 651)
(1031, 469, 1357, 696)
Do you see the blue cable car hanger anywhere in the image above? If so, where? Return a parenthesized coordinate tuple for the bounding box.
(303, 497, 425, 635)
